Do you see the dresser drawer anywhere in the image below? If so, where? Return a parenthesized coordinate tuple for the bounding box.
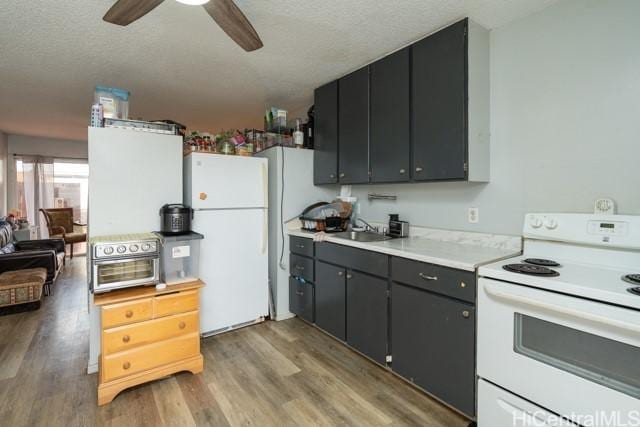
(290, 236, 313, 257)
(102, 298, 153, 328)
(153, 290, 199, 318)
(391, 257, 476, 303)
(290, 253, 314, 283)
(103, 311, 199, 355)
(102, 332, 200, 382)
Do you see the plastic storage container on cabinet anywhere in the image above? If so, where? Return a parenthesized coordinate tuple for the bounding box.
(155, 232, 203, 286)
(94, 86, 130, 119)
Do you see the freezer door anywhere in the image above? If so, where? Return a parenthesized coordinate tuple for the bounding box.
(185, 153, 268, 209)
(194, 209, 269, 334)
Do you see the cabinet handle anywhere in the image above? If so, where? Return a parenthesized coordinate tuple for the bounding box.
(122, 335, 130, 343)
(295, 265, 305, 271)
(415, 167, 423, 173)
(125, 310, 133, 318)
(296, 244, 305, 249)
(339, 173, 345, 178)
(460, 282, 467, 288)
(179, 321, 186, 329)
(346, 273, 353, 280)
(123, 362, 131, 370)
(337, 271, 343, 276)
(462, 310, 470, 318)
(399, 169, 406, 174)
(419, 273, 438, 281)
(296, 291, 304, 296)
(329, 174, 335, 179)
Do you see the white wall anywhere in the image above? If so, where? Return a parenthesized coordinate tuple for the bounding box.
(351, 0, 640, 236)
(6, 134, 88, 212)
(0, 131, 8, 214)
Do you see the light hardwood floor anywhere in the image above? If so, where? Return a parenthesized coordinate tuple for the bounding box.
(0, 258, 469, 426)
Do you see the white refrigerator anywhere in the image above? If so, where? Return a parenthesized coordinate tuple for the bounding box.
(184, 152, 269, 336)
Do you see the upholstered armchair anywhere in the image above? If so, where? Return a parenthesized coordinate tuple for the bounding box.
(40, 208, 87, 259)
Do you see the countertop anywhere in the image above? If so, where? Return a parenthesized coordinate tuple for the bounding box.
(288, 224, 522, 272)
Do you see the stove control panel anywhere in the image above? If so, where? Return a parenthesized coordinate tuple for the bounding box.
(523, 213, 640, 250)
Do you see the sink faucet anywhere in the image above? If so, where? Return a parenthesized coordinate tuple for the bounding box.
(354, 218, 379, 234)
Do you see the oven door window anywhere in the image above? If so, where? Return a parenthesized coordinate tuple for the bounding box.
(96, 259, 155, 285)
(514, 314, 640, 399)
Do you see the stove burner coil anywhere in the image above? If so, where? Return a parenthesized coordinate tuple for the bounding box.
(622, 274, 640, 285)
(503, 263, 560, 277)
(628, 287, 640, 296)
(524, 258, 560, 267)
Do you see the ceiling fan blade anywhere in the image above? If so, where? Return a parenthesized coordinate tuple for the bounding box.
(103, 0, 165, 26)
(203, 0, 263, 52)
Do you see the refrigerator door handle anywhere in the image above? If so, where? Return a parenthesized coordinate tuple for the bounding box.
(262, 208, 268, 255)
(262, 162, 268, 209)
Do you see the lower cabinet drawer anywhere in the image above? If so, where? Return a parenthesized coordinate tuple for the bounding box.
(153, 290, 199, 318)
(103, 311, 199, 354)
(102, 332, 200, 382)
(290, 253, 314, 283)
(102, 298, 153, 328)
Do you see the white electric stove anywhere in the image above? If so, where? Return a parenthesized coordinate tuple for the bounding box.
(477, 213, 640, 427)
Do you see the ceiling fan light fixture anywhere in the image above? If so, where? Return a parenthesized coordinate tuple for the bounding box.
(175, 0, 210, 5)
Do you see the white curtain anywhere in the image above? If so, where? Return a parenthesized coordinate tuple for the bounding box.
(16, 156, 54, 236)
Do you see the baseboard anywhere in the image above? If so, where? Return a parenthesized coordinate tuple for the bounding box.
(274, 312, 296, 321)
(87, 362, 99, 374)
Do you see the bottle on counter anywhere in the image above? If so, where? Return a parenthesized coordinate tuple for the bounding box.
(293, 118, 304, 148)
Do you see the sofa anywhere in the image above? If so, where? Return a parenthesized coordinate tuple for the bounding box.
(0, 221, 65, 296)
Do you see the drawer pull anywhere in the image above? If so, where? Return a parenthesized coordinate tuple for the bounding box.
(415, 167, 423, 173)
(339, 173, 345, 178)
(123, 362, 131, 370)
(179, 321, 186, 329)
(462, 310, 470, 318)
(399, 169, 406, 174)
(461, 282, 467, 288)
(337, 271, 343, 277)
(296, 291, 304, 296)
(122, 335, 130, 343)
(296, 244, 305, 249)
(295, 265, 305, 271)
(329, 174, 335, 179)
(346, 273, 353, 280)
(419, 273, 438, 281)
(125, 310, 133, 318)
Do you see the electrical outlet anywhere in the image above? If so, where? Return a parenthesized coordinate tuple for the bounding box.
(468, 207, 479, 224)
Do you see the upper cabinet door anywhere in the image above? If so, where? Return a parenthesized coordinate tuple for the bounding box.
(412, 19, 467, 181)
(313, 81, 339, 185)
(338, 67, 370, 184)
(370, 48, 410, 183)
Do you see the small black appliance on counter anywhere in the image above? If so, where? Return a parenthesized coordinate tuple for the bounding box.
(159, 203, 193, 235)
(388, 214, 410, 238)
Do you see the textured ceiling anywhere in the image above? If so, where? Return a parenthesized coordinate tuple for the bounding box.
(0, 0, 557, 141)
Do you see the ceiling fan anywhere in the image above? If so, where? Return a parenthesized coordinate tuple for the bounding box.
(103, 0, 263, 52)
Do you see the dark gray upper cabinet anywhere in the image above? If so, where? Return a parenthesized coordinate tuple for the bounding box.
(314, 261, 346, 341)
(314, 81, 339, 185)
(338, 67, 369, 184)
(346, 271, 388, 364)
(370, 48, 410, 183)
(412, 19, 467, 181)
(392, 282, 476, 417)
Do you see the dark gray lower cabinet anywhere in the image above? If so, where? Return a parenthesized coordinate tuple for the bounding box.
(391, 282, 476, 417)
(289, 277, 314, 323)
(315, 261, 346, 340)
(346, 271, 388, 364)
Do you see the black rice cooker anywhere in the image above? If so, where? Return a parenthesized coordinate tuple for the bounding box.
(159, 204, 193, 234)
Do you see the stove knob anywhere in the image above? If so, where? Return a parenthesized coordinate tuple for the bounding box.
(129, 244, 139, 253)
(529, 216, 543, 229)
(141, 243, 151, 252)
(544, 218, 558, 230)
(117, 245, 127, 254)
(103, 246, 114, 255)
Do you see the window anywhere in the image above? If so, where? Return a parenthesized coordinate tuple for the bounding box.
(53, 161, 89, 224)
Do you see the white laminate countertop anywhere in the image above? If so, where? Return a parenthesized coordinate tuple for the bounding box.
(287, 223, 522, 272)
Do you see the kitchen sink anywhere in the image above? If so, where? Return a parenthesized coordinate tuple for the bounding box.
(333, 231, 394, 243)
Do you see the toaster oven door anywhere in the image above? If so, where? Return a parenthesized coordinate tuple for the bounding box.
(92, 257, 159, 292)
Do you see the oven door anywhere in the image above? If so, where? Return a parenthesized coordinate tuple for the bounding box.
(478, 277, 640, 426)
(92, 257, 159, 292)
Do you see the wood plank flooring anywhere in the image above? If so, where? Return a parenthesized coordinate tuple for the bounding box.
(0, 257, 469, 426)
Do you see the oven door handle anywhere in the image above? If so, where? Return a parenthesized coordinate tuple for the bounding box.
(484, 282, 640, 334)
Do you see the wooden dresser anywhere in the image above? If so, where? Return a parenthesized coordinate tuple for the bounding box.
(94, 280, 204, 405)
